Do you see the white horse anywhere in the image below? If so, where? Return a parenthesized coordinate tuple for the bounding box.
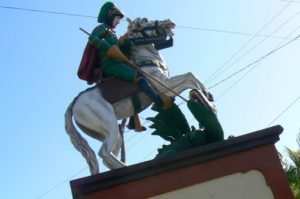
(65, 18, 216, 175)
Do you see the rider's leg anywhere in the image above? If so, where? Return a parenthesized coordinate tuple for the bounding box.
(136, 74, 172, 108)
(103, 63, 172, 108)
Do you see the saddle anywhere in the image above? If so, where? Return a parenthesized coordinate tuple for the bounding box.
(94, 68, 141, 104)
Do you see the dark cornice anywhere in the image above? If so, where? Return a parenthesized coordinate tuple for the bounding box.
(70, 125, 283, 198)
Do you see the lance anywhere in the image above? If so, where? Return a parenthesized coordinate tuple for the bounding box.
(79, 28, 188, 102)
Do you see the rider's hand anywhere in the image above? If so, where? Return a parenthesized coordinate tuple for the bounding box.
(119, 33, 129, 42)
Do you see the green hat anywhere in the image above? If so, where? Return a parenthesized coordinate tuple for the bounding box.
(98, 2, 124, 23)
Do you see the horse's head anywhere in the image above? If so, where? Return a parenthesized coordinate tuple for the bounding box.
(126, 17, 174, 71)
(126, 17, 175, 38)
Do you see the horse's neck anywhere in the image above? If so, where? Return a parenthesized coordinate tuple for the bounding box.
(131, 44, 166, 67)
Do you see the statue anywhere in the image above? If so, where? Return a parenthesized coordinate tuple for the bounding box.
(65, 1, 223, 175)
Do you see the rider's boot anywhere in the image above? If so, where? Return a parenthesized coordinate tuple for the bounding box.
(127, 114, 147, 132)
(136, 76, 172, 109)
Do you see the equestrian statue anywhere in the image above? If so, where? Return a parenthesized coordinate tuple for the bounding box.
(65, 2, 223, 175)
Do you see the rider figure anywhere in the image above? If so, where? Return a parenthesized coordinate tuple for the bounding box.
(88, 1, 171, 108)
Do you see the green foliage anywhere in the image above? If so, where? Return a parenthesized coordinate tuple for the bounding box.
(283, 133, 300, 198)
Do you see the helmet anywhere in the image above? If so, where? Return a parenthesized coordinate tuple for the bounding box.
(98, 2, 124, 24)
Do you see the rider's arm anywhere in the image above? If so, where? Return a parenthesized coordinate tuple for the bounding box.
(119, 33, 133, 54)
(88, 25, 111, 54)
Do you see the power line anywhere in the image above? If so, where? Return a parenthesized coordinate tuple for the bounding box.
(280, 0, 300, 3)
(213, 23, 300, 99)
(206, 10, 300, 87)
(208, 32, 300, 90)
(140, 141, 169, 161)
(176, 25, 294, 39)
(126, 130, 151, 152)
(0, 5, 298, 40)
(0, 5, 96, 18)
(204, 1, 293, 84)
(34, 167, 87, 199)
(267, 94, 300, 127)
(206, 10, 300, 89)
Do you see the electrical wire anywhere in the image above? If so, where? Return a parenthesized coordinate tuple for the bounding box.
(207, 32, 300, 90)
(267, 94, 300, 127)
(0, 5, 96, 18)
(206, 10, 300, 87)
(204, 1, 293, 84)
(0, 5, 298, 40)
(213, 24, 300, 99)
(280, 0, 300, 3)
(215, 10, 298, 85)
(176, 25, 294, 39)
(34, 167, 87, 199)
(126, 129, 151, 152)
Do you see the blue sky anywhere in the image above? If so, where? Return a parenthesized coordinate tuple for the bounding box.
(1, 0, 300, 198)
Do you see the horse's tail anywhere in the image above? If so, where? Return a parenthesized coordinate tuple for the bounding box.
(64, 97, 99, 175)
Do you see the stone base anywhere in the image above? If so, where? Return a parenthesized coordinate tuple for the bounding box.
(70, 125, 293, 199)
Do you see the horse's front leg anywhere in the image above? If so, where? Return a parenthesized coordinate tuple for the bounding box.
(169, 72, 205, 92)
(166, 72, 215, 103)
(142, 68, 205, 96)
(142, 68, 216, 112)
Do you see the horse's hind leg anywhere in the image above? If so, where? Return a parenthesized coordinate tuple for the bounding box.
(73, 91, 126, 170)
(98, 119, 126, 169)
(99, 137, 126, 169)
(112, 133, 123, 157)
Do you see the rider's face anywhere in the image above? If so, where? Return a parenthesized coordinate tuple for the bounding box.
(112, 16, 121, 28)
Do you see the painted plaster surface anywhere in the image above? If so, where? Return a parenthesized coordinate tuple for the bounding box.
(149, 170, 274, 199)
